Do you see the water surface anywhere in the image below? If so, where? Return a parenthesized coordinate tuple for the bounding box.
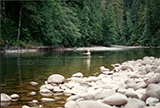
(1, 48, 160, 108)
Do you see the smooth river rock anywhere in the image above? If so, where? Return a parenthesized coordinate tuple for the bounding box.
(72, 72, 83, 78)
(10, 94, 20, 101)
(154, 68, 160, 73)
(29, 81, 38, 86)
(41, 98, 55, 102)
(1, 93, 12, 106)
(146, 75, 160, 85)
(30, 91, 36, 96)
(1, 93, 12, 102)
(146, 84, 160, 92)
(146, 97, 159, 106)
(40, 84, 54, 90)
(10, 94, 20, 99)
(47, 74, 65, 84)
(141, 89, 160, 101)
(125, 91, 139, 99)
(39, 89, 52, 93)
(124, 98, 146, 108)
(102, 93, 128, 105)
(22, 105, 30, 108)
(95, 89, 116, 100)
(65, 100, 113, 108)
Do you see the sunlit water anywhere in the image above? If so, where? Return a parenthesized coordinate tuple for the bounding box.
(1, 48, 160, 108)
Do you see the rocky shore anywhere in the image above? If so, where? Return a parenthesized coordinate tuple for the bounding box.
(1, 56, 160, 108)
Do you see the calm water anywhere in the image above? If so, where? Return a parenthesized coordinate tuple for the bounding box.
(1, 48, 160, 108)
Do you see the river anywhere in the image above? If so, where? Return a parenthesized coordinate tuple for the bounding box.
(1, 48, 160, 108)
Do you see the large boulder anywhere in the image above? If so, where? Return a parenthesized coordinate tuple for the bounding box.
(102, 93, 128, 105)
(47, 74, 65, 84)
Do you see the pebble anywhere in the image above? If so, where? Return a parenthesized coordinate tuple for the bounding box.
(30, 81, 38, 86)
(30, 91, 36, 96)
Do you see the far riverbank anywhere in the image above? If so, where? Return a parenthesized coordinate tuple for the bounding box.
(1, 45, 160, 53)
(64, 45, 160, 51)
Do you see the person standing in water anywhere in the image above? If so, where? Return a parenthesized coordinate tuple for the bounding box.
(83, 49, 91, 55)
(83, 49, 91, 58)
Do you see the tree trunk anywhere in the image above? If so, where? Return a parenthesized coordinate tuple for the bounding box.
(17, 4, 22, 41)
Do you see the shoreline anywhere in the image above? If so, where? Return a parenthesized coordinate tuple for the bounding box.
(1, 45, 160, 53)
(64, 45, 160, 51)
(1, 49, 37, 53)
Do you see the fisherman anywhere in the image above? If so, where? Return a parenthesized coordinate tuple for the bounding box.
(83, 49, 91, 55)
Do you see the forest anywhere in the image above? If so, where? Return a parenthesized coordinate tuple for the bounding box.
(1, 0, 160, 48)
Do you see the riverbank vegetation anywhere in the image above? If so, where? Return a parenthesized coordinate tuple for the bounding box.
(1, 0, 160, 48)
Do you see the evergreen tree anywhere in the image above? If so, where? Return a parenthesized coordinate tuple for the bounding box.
(88, 0, 103, 45)
(125, 11, 136, 45)
(52, 1, 81, 47)
(112, 0, 124, 43)
(139, 5, 151, 46)
(1, 1, 18, 41)
(149, 0, 160, 45)
(131, 0, 145, 42)
(75, 0, 103, 46)
(103, 2, 117, 46)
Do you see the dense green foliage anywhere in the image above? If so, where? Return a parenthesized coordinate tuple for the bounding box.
(1, 0, 160, 47)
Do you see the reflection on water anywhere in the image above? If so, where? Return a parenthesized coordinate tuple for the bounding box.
(83, 57, 91, 70)
(1, 48, 160, 108)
